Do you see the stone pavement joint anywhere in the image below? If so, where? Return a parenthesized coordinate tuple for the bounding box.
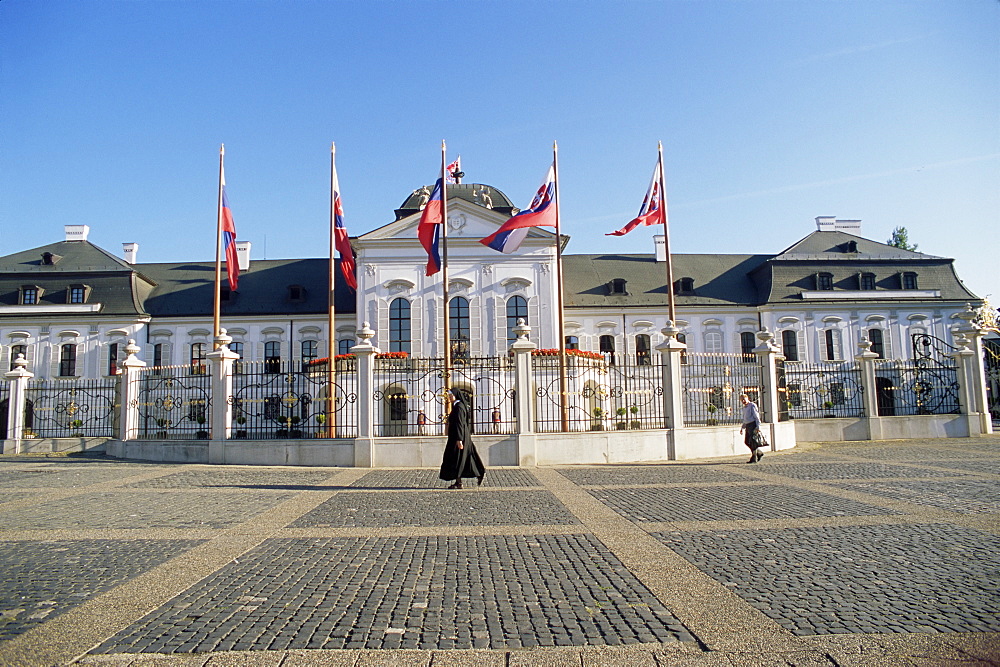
(0, 437, 998, 666)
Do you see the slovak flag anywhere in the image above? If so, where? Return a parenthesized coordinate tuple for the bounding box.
(445, 155, 461, 184)
(607, 162, 664, 236)
(418, 178, 444, 276)
(220, 167, 239, 291)
(481, 163, 556, 254)
(331, 160, 357, 290)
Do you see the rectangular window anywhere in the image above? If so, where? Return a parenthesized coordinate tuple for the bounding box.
(902, 272, 918, 290)
(190, 343, 207, 375)
(301, 340, 318, 365)
(824, 329, 842, 361)
(230, 342, 243, 374)
(69, 286, 86, 304)
(59, 344, 77, 376)
(860, 273, 875, 291)
(107, 343, 119, 375)
(21, 287, 38, 305)
(10, 344, 26, 370)
(781, 330, 799, 362)
(868, 328, 885, 358)
(264, 341, 281, 373)
(817, 273, 833, 291)
(740, 332, 756, 362)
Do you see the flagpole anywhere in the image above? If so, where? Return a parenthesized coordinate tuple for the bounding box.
(213, 144, 225, 347)
(328, 142, 337, 437)
(553, 141, 569, 431)
(658, 142, 676, 323)
(440, 141, 451, 394)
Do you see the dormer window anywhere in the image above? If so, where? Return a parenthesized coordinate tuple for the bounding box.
(674, 277, 695, 294)
(287, 285, 306, 302)
(816, 273, 833, 291)
(68, 285, 89, 304)
(20, 286, 41, 305)
(902, 272, 918, 290)
(841, 241, 858, 253)
(859, 273, 875, 291)
(40, 252, 62, 265)
(608, 278, 627, 295)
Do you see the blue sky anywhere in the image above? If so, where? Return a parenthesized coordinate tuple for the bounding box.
(2, 0, 998, 304)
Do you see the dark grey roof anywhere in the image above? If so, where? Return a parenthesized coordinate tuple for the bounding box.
(774, 230, 939, 260)
(394, 183, 517, 220)
(0, 241, 151, 316)
(138, 259, 356, 317)
(563, 254, 770, 308)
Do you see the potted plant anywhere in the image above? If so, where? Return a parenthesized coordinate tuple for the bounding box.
(195, 415, 209, 439)
(275, 416, 290, 438)
(822, 401, 835, 418)
(315, 413, 327, 437)
(289, 415, 302, 438)
(629, 405, 641, 429)
(615, 407, 628, 430)
(156, 417, 169, 439)
(234, 416, 247, 439)
(706, 403, 718, 426)
(591, 406, 604, 431)
(69, 419, 84, 437)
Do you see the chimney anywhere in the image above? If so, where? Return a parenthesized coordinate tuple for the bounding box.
(235, 241, 251, 271)
(65, 225, 90, 242)
(122, 243, 138, 264)
(815, 216, 862, 233)
(654, 235, 667, 262)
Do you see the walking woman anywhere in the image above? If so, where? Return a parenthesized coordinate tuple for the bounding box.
(439, 388, 485, 489)
(739, 393, 765, 463)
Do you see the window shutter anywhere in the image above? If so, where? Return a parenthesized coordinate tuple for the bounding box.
(75, 342, 85, 376)
(528, 297, 541, 345)
(0, 346, 7, 371)
(469, 296, 481, 357)
(100, 344, 110, 377)
(378, 298, 390, 352)
(51, 343, 62, 377)
(493, 297, 506, 356)
(410, 298, 423, 356)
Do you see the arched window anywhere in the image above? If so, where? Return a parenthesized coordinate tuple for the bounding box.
(10, 344, 26, 371)
(824, 329, 843, 361)
(338, 339, 355, 355)
(229, 342, 243, 374)
(565, 336, 579, 350)
(189, 343, 206, 375)
(868, 328, 885, 358)
(599, 335, 615, 354)
(635, 334, 651, 365)
(301, 340, 318, 364)
(264, 341, 281, 373)
(389, 298, 411, 354)
(506, 296, 528, 345)
(740, 332, 756, 361)
(450, 296, 470, 359)
(59, 343, 77, 377)
(781, 330, 798, 362)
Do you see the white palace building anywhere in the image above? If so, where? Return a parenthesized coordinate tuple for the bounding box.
(0, 181, 993, 465)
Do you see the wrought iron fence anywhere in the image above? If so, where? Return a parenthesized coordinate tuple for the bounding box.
(231, 359, 358, 439)
(0, 383, 9, 438)
(374, 356, 516, 437)
(23, 377, 119, 438)
(134, 365, 212, 439)
(874, 359, 960, 416)
(532, 352, 664, 432)
(783, 361, 864, 419)
(681, 353, 763, 426)
(985, 338, 1000, 420)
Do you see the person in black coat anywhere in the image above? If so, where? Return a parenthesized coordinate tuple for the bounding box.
(439, 388, 485, 489)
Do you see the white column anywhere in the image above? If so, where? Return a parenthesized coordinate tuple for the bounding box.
(510, 319, 537, 435)
(954, 306, 993, 434)
(656, 322, 687, 430)
(4, 354, 34, 454)
(207, 329, 240, 442)
(352, 322, 379, 466)
(753, 329, 781, 424)
(118, 340, 147, 441)
(854, 337, 880, 440)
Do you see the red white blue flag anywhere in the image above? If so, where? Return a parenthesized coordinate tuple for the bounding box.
(445, 155, 461, 184)
(331, 158, 357, 290)
(481, 163, 556, 253)
(607, 162, 664, 236)
(220, 166, 239, 291)
(418, 178, 444, 276)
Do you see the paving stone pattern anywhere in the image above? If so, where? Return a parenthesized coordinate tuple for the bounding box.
(353, 469, 541, 489)
(748, 461, 969, 480)
(905, 458, 1000, 476)
(558, 465, 746, 486)
(0, 466, 144, 489)
(654, 523, 1000, 636)
(825, 445, 995, 461)
(0, 491, 293, 530)
(93, 535, 692, 653)
(0, 539, 201, 641)
(126, 468, 339, 489)
(293, 490, 579, 528)
(590, 484, 901, 523)
(833, 479, 1000, 514)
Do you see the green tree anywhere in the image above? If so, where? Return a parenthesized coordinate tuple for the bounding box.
(887, 226, 918, 252)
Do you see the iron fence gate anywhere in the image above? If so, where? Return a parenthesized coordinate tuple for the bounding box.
(872, 334, 960, 416)
(681, 353, 763, 426)
(135, 366, 212, 439)
(25, 377, 119, 438)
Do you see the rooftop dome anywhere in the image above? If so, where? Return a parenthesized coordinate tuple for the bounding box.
(394, 183, 517, 220)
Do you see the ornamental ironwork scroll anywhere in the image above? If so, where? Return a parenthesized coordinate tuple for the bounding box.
(24, 378, 119, 438)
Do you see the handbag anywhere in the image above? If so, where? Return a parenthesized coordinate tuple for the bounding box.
(751, 429, 768, 449)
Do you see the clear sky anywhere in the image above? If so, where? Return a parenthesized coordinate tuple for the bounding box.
(2, 1, 998, 304)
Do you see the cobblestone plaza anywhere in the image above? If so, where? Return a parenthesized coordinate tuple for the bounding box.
(0, 437, 998, 666)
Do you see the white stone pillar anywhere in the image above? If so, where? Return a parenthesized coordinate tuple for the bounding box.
(510, 320, 538, 466)
(854, 337, 881, 440)
(352, 322, 379, 466)
(954, 306, 993, 434)
(207, 329, 240, 443)
(655, 322, 687, 460)
(4, 354, 33, 454)
(118, 340, 147, 441)
(753, 329, 781, 424)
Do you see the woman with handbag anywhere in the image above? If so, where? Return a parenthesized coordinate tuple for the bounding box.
(439, 388, 485, 489)
(739, 393, 765, 463)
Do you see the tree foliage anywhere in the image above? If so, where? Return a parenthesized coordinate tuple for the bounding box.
(887, 226, 918, 252)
